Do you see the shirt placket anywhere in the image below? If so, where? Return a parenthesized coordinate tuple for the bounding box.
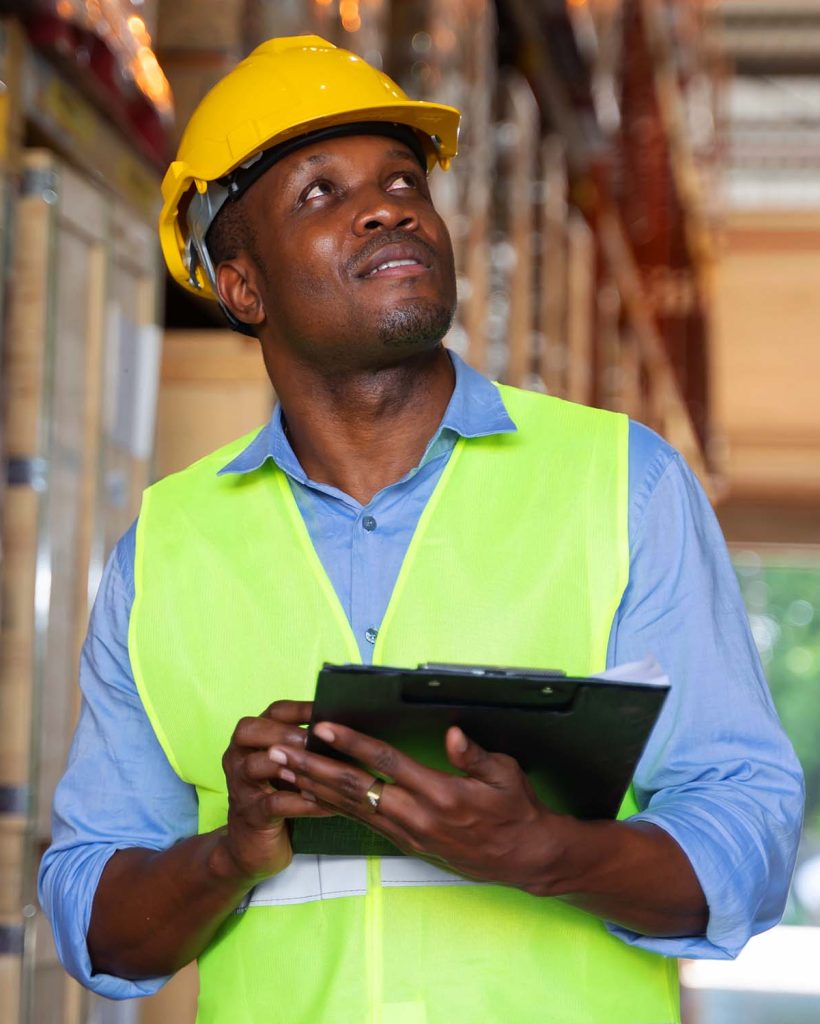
(350, 498, 384, 664)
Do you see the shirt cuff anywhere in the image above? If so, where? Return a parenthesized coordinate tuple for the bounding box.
(604, 802, 790, 961)
(38, 843, 172, 999)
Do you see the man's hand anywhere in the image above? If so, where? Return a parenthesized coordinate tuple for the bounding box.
(268, 721, 564, 891)
(88, 700, 332, 979)
(216, 700, 334, 882)
(269, 721, 709, 937)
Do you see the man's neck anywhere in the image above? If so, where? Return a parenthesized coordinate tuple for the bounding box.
(272, 347, 456, 505)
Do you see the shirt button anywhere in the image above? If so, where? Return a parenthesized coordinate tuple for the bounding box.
(362, 515, 377, 532)
(365, 627, 379, 645)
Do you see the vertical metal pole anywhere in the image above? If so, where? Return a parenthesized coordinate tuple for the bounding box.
(18, 156, 60, 1024)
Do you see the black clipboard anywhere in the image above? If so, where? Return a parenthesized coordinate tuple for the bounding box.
(290, 661, 669, 857)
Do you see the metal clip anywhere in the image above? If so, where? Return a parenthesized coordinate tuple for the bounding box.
(0, 924, 24, 956)
(6, 456, 48, 491)
(0, 785, 28, 815)
(21, 166, 59, 202)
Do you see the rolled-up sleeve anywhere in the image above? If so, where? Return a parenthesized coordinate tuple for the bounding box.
(606, 430, 804, 958)
(37, 524, 198, 998)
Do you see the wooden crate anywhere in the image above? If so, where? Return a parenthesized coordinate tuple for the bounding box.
(0, 148, 110, 1024)
(43, 160, 109, 839)
(1, 152, 55, 1024)
(154, 329, 273, 480)
(1, 147, 163, 1024)
(97, 204, 163, 558)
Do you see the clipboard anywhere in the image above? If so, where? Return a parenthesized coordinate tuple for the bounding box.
(291, 661, 669, 857)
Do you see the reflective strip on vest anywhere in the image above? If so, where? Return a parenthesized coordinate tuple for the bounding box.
(130, 383, 680, 1024)
(239, 855, 484, 909)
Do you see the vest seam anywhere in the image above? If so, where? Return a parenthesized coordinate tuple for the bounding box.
(272, 467, 361, 662)
(372, 435, 467, 663)
(130, 488, 188, 781)
(604, 412, 631, 669)
(366, 857, 383, 1024)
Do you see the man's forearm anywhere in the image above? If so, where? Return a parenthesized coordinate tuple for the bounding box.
(87, 831, 278, 979)
(525, 816, 708, 937)
(87, 701, 324, 980)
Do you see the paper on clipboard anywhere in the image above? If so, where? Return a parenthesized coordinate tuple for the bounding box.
(593, 655, 669, 686)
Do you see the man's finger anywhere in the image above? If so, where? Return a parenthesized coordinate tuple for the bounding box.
(445, 726, 516, 787)
(232, 718, 309, 751)
(288, 774, 423, 853)
(261, 700, 313, 724)
(309, 722, 437, 793)
(243, 747, 306, 783)
(269, 747, 438, 850)
(259, 790, 335, 821)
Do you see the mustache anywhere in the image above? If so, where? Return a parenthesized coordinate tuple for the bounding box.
(347, 230, 438, 277)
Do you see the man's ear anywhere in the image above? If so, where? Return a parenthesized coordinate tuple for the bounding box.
(215, 258, 266, 328)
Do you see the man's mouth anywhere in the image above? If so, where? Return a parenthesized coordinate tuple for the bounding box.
(364, 258, 424, 278)
(355, 238, 434, 280)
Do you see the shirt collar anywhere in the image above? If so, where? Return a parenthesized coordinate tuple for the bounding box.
(217, 349, 517, 480)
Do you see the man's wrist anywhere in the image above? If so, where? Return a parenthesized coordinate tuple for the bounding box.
(515, 814, 709, 937)
(515, 810, 587, 898)
(205, 828, 289, 890)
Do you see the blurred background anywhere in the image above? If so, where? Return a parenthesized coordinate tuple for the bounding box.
(0, 0, 818, 1021)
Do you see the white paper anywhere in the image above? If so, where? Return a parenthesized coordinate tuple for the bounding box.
(592, 655, 669, 687)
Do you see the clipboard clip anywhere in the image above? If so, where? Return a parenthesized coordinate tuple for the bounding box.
(404, 668, 575, 710)
(418, 663, 566, 679)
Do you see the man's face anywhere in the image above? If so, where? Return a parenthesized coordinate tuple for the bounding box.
(235, 133, 457, 372)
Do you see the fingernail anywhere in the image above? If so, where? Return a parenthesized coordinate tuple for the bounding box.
(269, 748, 288, 764)
(452, 727, 468, 753)
(314, 724, 336, 743)
(301, 791, 317, 803)
(280, 768, 296, 784)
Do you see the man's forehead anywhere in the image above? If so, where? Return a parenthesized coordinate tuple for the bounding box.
(283, 137, 422, 174)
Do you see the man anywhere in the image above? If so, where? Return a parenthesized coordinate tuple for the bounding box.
(40, 35, 802, 1024)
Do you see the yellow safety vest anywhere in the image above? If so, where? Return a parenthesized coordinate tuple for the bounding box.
(130, 383, 680, 1024)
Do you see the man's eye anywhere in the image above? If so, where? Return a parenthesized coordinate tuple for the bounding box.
(303, 181, 333, 201)
(387, 173, 418, 191)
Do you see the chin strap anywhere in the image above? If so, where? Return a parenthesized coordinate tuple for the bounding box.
(219, 303, 259, 338)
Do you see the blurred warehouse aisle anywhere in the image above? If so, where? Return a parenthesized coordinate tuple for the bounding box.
(706, 0, 820, 541)
(684, 3, 820, 1021)
(0, 2, 817, 1023)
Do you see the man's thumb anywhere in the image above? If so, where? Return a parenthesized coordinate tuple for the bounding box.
(446, 726, 503, 783)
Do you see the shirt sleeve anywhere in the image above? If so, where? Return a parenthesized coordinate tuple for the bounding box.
(605, 425, 805, 959)
(37, 522, 198, 999)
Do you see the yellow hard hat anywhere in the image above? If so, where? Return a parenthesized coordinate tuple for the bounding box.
(159, 35, 461, 302)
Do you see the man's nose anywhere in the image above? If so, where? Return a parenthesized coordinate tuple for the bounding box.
(352, 190, 419, 235)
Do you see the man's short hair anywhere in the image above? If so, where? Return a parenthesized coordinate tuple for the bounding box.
(205, 197, 265, 338)
(206, 198, 253, 270)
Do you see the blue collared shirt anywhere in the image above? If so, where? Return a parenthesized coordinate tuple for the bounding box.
(39, 352, 804, 1000)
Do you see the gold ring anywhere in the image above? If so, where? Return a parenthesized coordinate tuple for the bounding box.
(365, 778, 385, 812)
